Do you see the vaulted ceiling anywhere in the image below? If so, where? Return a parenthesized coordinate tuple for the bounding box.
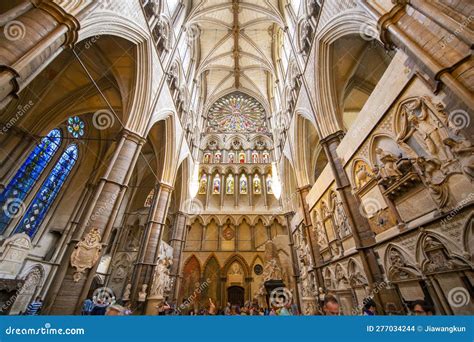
(188, 0, 284, 111)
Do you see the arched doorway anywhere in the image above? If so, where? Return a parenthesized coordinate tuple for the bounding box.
(227, 286, 244, 307)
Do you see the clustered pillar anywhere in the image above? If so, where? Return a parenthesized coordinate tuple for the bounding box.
(44, 129, 145, 315)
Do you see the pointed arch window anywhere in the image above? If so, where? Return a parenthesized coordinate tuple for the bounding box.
(0, 129, 62, 234)
(15, 144, 79, 237)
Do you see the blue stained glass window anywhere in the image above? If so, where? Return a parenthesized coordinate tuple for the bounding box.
(0, 129, 62, 234)
(15, 144, 79, 238)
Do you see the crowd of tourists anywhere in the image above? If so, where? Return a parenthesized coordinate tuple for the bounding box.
(74, 294, 435, 316)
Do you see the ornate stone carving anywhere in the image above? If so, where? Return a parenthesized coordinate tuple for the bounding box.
(122, 283, 131, 301)
(331, 192, 352, 237)
(375, 148, 403, 181)
(354, 160, 373, 189)
(392, 96, 473, 207)
(0, 234, 31, 279)
(299, 19, 313, 56)
(70, 228, 102, 282)
(422, 236, 469, 273)
(138, 284, 148, 302)
(396, 97, 452, 164)
(312, 211, 328, 247)
(385, 246, 420, 281)
(261, 241, 285, 282)
(149, 257, 173, 300)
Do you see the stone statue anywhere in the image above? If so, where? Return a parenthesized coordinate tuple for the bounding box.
(262, 259, 283, 281)
(122, 283, 131, 301)
(331, 193, 351, 237)
(398, 98, 451, 163)
(444, 138, 474, 181)
(138, 284, 148, 302)
(355, 162, 372, 188)
(375, 148, 402, 179)
(312, 212, 327, 247)
(150, 257, 173, 299)
(70, 228, 102, 282)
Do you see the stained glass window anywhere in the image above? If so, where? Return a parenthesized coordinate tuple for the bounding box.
(207, 92, 267, 133)
(226, 174, 234, 195)
(67, 116, 85, 138)
(199, 174, 207, 194)
(239, 174, 248, 194)
(0, 129, 62, 234)
(266, 175, 273, 194)
(253, 174, 262, 194)
(144, 189, 155, 207)
(15, 144, 79, 237)
(212, 174, 221, 194)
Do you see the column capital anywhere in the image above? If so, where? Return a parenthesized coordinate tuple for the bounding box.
(319, 130, 345, 147)
(297, 184, 312, 194)
(33, 0, 81, 47)
(120, 129, 147, 145)
(160, 182, 174, 192)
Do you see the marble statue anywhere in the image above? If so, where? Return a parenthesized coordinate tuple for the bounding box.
(70, 228, 102, 282)
(122, 283, 131, 301)
(138, 284, 148, 302)
(375, 148, 402, 179)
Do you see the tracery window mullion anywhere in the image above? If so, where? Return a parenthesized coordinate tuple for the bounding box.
(14, 144, 79, 238)
(0, 129, 62, 234)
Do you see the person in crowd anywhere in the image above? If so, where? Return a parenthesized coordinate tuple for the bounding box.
(123, 302, 133, 315)
(91, 299, 107, 315)
(322, 295, 340, 316)
(106, 304, 126, 316)
(224, 302, 231, 315)
(362, 298, 377, 316)
(278, 303, 292, 316)
(25, 297, 43, 315)
(208, 298, 216, 315)
(411, 300, 434, 315)
(81, 298, 94, 315)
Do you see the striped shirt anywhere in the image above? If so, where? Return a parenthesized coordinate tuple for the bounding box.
(25, 301, 42, 315)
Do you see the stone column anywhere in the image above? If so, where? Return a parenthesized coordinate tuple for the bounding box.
(284, 212, 301, 311)
(205, 174, 211, 208)
(361, 0, 473, 109)
(130, 182, 174, 314)
(320, 131, 394, 313)
(220, 173, 225, 208)
(234, 173, 238, 208)
(296, 186, 324, 289)
(44, 129, 145, 315)
(168, 211, 188, 302)
(248, 174, 253, 207)
(0, 1, 96, 109)
(262, 174, 268, 209)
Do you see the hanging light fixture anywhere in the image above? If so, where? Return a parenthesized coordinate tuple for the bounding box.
(189, 161, 200, 198)
(271, 162, 282, 200)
